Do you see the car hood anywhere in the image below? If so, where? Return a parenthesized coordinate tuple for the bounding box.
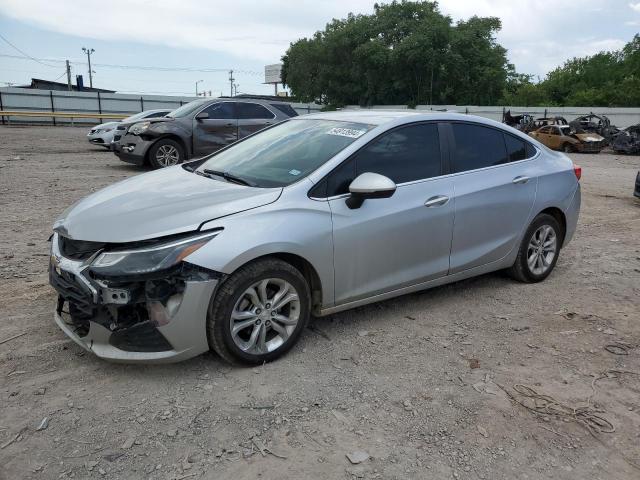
(54, 166, 282, 243)
(137, 117, 175, 124)
(94, 121, 120, 130)
(574, 133, 604, 142)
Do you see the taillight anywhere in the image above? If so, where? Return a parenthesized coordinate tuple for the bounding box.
(573, 165, 582, 181)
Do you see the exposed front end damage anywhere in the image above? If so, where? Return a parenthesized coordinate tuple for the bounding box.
(572, 133, 606, 153)
(49, 232, 220, 363)
(613, 125, 640, 155)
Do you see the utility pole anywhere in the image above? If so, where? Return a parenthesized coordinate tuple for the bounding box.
(82, 47, 95, 88)
(229, 70, 235, 97)
(195, 79, 203, 96)
(65, 60, 72, 91)
(429, 67, 434, 106)
(233, 83, 239, 96)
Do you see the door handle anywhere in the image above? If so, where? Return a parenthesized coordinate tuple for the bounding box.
(225, 123, 234, 127)
(512, 176, 530, 184)
(424, 195, 449, 207)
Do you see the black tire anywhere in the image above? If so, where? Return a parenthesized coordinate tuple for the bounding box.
(507, 213, 562, 283)
(148, 138, 184, 169)
(562, 143, 573, 153)
(207, 258, 311, 365)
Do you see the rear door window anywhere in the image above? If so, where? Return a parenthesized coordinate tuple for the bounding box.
(451, 123, 508, 172)
(237, 103, 275, 119)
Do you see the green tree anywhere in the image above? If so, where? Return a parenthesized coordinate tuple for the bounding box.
(499, 34, 640, 107)
(281, 1, 508, 107)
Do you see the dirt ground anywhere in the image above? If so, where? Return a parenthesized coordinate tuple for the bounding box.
(0, 125, 639, 480)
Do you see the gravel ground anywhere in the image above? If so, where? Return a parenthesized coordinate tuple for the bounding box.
(0, 125, 639, 480)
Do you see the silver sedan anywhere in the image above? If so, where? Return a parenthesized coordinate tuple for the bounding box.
(50, 111, 581, 364)
(87, 109, 171, 149)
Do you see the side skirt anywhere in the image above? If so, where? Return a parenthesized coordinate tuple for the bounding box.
(317, 256, 512, 317)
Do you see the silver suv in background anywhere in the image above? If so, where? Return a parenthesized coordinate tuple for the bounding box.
(87, 109, 171, 150)
(50, 111, 581, 365)
(113, 98, 297, 168)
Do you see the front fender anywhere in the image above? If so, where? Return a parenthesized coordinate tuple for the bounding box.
(184, 200, 335, 307)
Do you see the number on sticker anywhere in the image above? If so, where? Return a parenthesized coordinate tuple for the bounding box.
(327, 127, 366, 139)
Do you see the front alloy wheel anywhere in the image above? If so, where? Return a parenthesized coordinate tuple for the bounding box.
(230, 278, 300, 354)
(156, 145, 180, 167)
(207, 258, 311, 364)
(148, 139, 184, 169)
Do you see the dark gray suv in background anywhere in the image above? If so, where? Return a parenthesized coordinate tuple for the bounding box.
(113, 98, 297, 168)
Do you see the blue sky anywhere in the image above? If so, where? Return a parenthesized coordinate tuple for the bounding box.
(1, 0, 639, 97)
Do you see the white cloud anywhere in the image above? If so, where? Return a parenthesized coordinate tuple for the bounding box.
(0, 0, 634, 76)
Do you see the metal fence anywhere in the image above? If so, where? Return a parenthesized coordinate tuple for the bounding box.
(0, 87, 321, 125)
(2, 86, 639, 128)
(343, 105, 640, 129)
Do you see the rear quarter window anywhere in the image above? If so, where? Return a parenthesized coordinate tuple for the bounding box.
(270, 103, 299, 117)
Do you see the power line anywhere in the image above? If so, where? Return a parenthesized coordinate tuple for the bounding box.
(0, 34, 59, 68)
(0, 53, 262, 75)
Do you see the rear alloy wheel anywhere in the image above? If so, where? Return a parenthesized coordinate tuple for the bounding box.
(508, 213, 562, 283)
(207, 259, 311, 365)
(148, 139, 184, 169)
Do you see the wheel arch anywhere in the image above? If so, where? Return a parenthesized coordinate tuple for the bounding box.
(538, 206, 567, 245)
(145, 134, 190, 164)
(218, 252, 324, 314)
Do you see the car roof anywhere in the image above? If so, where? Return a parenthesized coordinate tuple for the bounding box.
(295, 109, 508, 128)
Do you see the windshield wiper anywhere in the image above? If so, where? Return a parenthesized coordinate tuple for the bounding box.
(201, 169, 256, 187)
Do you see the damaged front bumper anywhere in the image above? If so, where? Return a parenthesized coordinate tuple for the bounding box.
(49, 233, 219, 363)
(113, 133, 152, 166)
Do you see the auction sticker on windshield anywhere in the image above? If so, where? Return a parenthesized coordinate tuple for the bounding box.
(327, 127, 366, 138)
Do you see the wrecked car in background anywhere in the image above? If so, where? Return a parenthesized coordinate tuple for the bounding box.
(113, 98, 297, 169)
(612, 124, 640, 155)
(503, 110, 534, 132)
(502, 112, 569, 134)
(569, 113, 621, 143)
(87, 109, 171, 150)
(532, 116, 568, 130)
(529, 125, 605, 153)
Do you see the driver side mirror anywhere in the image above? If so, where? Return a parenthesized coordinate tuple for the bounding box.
(195, 112, 209, 120)
(346, 172, 396, 209)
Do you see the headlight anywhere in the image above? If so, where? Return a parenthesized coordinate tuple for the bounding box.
(90, 231, 219, 277)
(129, 121, 151, 135)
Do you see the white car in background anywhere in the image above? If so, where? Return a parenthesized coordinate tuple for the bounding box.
(87, 109, 171, 149)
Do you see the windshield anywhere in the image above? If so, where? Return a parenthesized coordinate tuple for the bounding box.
(196, 119, 373, 188)
(166, 100, 209, 118)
